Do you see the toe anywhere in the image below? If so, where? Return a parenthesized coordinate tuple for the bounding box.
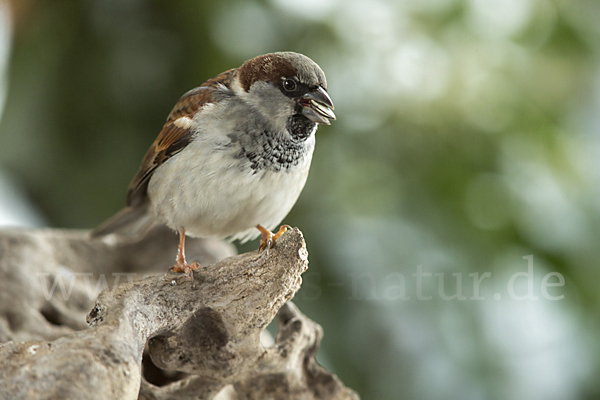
(272, 225, 291, 241)
(169, 261, 201, 277)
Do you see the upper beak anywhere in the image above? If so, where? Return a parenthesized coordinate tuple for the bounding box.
(301, 87, 336, 125)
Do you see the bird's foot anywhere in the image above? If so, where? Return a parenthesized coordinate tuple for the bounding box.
(168, 261, 200, 287)
(257, 224, 291, 254)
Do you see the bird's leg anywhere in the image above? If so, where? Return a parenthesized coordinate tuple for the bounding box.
(168, 228, 200, 286)
(256, 224, 291, 253)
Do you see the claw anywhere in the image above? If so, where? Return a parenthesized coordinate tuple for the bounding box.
(168, 261, 200, 287)
(257, 224, 291, 254)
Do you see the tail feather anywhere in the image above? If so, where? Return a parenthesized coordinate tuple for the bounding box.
(91, 205, 156, 238)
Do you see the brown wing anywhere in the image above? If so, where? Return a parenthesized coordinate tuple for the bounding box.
(126, 69, 235, 207)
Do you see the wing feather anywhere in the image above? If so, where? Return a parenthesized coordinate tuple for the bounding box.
(126, 69, 235, 207)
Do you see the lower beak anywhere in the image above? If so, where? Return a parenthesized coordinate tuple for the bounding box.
(301, 87, 336, 125)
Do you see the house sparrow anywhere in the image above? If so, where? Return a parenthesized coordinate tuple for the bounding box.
(92, 52, 335, 281)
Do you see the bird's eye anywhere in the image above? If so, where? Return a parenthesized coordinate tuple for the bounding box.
(283, 78, 297, 92)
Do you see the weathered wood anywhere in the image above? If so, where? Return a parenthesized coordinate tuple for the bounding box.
(0, 226, 358, 400)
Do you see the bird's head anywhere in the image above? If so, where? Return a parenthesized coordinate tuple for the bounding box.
(234, 52, 335, 138)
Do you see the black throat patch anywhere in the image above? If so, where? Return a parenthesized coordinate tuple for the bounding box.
(287, 114, 316, 141)
(232, 115, 315, 173)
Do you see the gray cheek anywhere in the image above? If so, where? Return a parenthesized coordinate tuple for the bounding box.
(248, 82, 296, 122)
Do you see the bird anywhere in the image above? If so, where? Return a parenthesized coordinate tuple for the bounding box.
(92, 52, 335, 282)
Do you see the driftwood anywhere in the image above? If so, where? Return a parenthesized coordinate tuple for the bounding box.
(0, 226, 358, 400)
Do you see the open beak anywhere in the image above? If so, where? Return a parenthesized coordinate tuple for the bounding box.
(301, 87, 336, 125)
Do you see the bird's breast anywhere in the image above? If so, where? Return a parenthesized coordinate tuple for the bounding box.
(147, 130, 315, 241)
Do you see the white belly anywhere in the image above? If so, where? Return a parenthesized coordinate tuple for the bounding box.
(147, 134, 314, 242)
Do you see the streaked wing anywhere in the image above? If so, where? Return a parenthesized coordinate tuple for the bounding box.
(126, 69, 235, 207)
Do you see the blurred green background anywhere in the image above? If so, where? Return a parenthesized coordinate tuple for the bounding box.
(1, 0, 600, 399)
